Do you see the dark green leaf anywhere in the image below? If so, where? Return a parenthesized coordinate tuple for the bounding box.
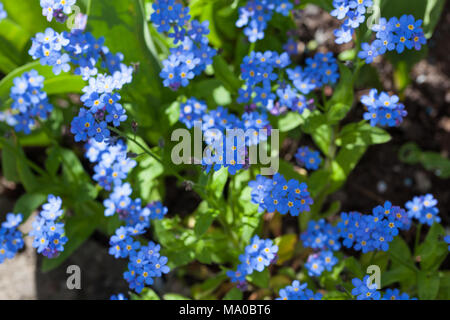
(223, 287, 243, 300)
(13, 193, 47, 221)
(247, 268, 270, 289)
(417, 272, 440, 300)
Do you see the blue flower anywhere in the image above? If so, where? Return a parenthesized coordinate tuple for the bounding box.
(382, 288, 415, 300)
(334, 25, 354, 44)
(147, 202, 168, 220)
(358, 42, 380, 63)
(276, 280, 322, 300)
(7, 70, 53, 135)
(110, 293, 127, 300)
(123, 245, 170, 293)
(283, 38, 298, 55)
(0, 213, 24, 264)
(0, 2, 7, 21)
(358, 14, 426, 62)
(250, 173, 313, 216)
(152, 2, 216, 90)
(2, 213, 23, 229)
(331, 0, 372, 44)
(444, 235, 450, 251)
(405, 194, 440, 226)
(30, 194, 67, 258)
(236, 0, 291, 42)
(360, 89, 407, 127)
(227, 235, 278, 284)
(351, 276, 381, 300)
(295, 147, 322, 171)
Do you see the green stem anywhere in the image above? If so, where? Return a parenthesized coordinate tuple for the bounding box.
(414, 223, 422, 253)
(108, 126, 209, 200)
(86, 0, 92, 16)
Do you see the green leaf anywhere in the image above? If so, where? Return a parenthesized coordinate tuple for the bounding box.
(344, 256, 364, 278)
(191, 272, 227, 300)
(416, 223, 448, 271)
(42, 74, 85, 95)
(329, 145, 366, 192)
(13, 193, 47, 221)
(212, 55, 242, 93)
(194, 202, 218, 237)
(277, 111, 306, 132)
(1, 147, 19, 182)
(327, 103, 351, 124)
(381, 266, 415, 288)
(163, 293, 191, 300)
(321, 200, 341, 218)
(87, 0, 167, 106)
(423, 0, 446, 37)
(399, 142, 450, 179)
(417, 272, 440, 300)
(388, 236, 418, 273)
(131, 288, 160, 300)
(438, 272, 450, 299)
(274, 234, 297, 265)
(45, 146, 61, 176)
(327, 63, 354, 108)
(209, 167, 229, 198)
(336, 122, 391, 148)
(223, 287, 243, 300)
(302, 112, 332, 156)
(247, 268, 270, 289)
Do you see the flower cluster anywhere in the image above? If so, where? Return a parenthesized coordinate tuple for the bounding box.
(179, 98, 208, 129)
(300, 219, 341, 251)
(227, 235, 278, 286)
(331, 0, 373, 44)
(85, 139, 169, 293)
(124, 242, 170, 293)
(29, 28, 133, 143)
(382, 288, 416, 300)
(249, 173, 313, 216)
(85, 139, 136, 191)
(358, 14, 426, 63)
(29, 28, 71, 75)
(239, 51, 292, 114)
(0, 214, 24, 264)
(8, 70, 53, 134)
(405, 194, 441, 226)
(305, 250, 338, 277)
(0, 1, 7, 22)
(277, 280, 323, 300)
(361, 89, 407, 127)
(29, 195, 68, 258)
(238, 51, 338, 116)
(351, 275, 381, 300)
(352, 276, 416, 300)
(179, 98, 271, 175)
(40, 0, 76, 23)
(288, 52, 340, 91)
(295, 147, 322, 171)
(236, 0, 293, 43)
(338, 201, 411, 253)
(151, 0, 216, 90)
